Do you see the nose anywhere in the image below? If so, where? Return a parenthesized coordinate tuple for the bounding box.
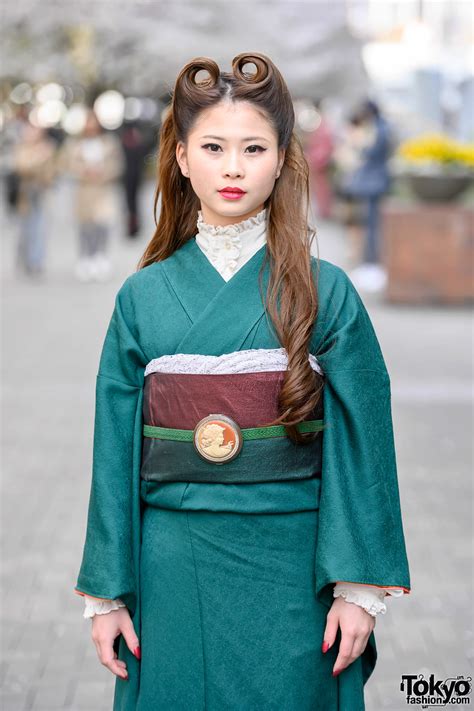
(223, 151, 244, 178)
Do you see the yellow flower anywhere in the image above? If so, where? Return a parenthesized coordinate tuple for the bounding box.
(397, 133, 474, 169)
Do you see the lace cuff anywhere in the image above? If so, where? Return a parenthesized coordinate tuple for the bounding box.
(333, 582, 390, 617)
(83, 595, 126, 619)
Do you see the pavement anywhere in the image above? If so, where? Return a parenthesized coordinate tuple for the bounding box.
(1, 179, 472, 710)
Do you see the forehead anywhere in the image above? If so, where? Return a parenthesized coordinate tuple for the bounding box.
(190, 101, 276, 141)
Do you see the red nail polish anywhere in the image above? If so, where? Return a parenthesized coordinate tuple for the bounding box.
(332, 669, 342, 677)
(321, 641, 329, 653)
(134, 646, 141, 660)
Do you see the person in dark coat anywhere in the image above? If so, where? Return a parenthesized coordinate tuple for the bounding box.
(342, 100, 393, 291)
(120, 120, 149, 238)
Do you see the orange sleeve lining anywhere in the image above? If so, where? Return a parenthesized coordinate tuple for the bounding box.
(334, 581, 411, 594)
(74, 588, 114, 602)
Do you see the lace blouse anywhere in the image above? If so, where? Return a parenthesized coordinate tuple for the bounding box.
(83, 207, 404, 619)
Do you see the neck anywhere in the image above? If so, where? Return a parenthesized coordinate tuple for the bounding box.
(198, 204, 266, 228)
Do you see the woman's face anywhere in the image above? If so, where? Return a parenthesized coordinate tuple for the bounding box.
(84, 112, 101, 136)
(22, 124, 44, 143)
(176, 100, 285, 226)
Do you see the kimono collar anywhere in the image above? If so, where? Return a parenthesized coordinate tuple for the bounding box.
(195, 207, 267, 281)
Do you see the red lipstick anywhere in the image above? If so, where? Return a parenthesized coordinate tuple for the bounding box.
(219, 187, 246, 200)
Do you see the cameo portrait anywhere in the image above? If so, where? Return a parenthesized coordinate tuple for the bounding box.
(193, 415, 243, 463)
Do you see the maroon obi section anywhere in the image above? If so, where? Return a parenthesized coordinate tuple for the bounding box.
(143, 371, 322, 429)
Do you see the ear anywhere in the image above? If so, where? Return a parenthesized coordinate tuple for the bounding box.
(175, 141, 189, 177)
(277, 147, 286, 174)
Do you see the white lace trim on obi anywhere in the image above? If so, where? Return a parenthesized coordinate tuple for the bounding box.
(144, 347, 324, 377)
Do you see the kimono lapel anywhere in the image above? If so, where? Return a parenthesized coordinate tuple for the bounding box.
(161, 237, 274, 356)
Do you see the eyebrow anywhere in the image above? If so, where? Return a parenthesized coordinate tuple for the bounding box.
(200, 135, 270, 142)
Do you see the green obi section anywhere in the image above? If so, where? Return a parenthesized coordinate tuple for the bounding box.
(141, 421, 324, 484)
(140, 478, 323, 513)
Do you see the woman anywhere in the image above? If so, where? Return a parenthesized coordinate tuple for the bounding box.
(306, 98, 335, 219)
(60, 108, 124, 282)
(75, 53, 411, 710)
(12, 123, 56, 276)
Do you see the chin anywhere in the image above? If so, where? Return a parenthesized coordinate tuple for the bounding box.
(201, 198, 263, 224)
(215, 202, 259, 215)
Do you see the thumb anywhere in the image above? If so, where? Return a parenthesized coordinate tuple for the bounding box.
(120, 613, 141, 660)
(322, 609, 339, 654)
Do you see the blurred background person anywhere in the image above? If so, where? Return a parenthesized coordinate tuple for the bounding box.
(339, 99, 393, 291)
(119, 119, 149, 238)
(2, 105, 30, 216)
(12, 122, 57, 278)
(333, 110, 368, 269)
(306, 98, 335, 220)
(60, 108, 124, 282)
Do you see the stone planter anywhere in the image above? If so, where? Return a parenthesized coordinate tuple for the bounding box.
(407, 172, 472, 202)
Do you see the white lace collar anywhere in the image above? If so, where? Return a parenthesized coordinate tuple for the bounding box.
(195, 208, 267, 281)
(196, 207, 267, 237)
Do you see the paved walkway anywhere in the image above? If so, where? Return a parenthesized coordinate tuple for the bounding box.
(1, 180, 472, 710)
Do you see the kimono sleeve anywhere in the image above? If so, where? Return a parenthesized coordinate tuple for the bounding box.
(311, 262, 411, 610)
(74, 278, 147, 615)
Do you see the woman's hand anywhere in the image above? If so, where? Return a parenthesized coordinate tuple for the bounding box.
(322, 597, 376, 676)
(91, 607, 141, 680)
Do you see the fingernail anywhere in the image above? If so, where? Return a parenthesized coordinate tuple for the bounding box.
(321, 641, 329, 654)
(332, 669, 342, 677)
(134, 646, 141, 660)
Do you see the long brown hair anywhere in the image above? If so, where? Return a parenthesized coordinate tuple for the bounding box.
(137, 52, 323, 444)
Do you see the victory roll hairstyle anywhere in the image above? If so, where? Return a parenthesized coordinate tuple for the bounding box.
(138, 52, 323, 444)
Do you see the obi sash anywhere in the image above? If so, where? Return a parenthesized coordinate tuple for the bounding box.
(140, 353, 325, 484)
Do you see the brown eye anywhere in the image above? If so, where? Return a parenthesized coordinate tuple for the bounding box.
(246, 145, 266, 154)
(202, 143, 221, 152)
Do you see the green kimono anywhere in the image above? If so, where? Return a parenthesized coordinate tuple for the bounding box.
(75, 238, 411, 710)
